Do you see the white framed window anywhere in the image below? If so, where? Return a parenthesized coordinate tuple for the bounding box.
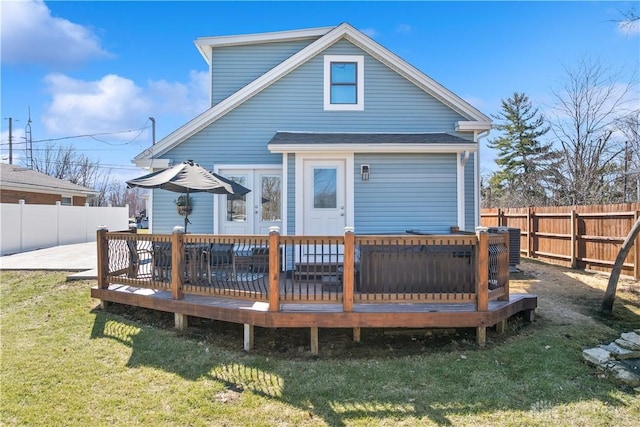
(323, 55, 364, 111)
(61, 196, 72, 206)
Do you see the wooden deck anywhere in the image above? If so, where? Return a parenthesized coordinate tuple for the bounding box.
(92, 228, 538, 354)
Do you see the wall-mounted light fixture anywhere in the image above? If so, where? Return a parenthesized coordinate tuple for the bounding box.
(361, 164, 370, 181)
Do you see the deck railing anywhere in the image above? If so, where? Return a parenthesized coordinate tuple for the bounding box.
(97, 227, 510, 312)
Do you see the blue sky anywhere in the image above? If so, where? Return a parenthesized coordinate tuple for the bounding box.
(1, 0, 639, 183)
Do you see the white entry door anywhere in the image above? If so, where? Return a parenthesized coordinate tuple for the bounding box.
(218, 169, 282, 235)
(303, 159, 346, 236)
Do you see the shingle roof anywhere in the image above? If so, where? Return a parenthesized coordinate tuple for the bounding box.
(268, 132, 473, 145)
(0, 163, 98, 195)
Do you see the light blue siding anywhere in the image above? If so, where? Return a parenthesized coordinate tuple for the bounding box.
(354, 154, 458, 234)
(287, 154, 296, 234)
(464, 153, 476, 230)
(153, 39, 477, 233)
(211, 39, 315, 106)
(152, 191, 214, 234)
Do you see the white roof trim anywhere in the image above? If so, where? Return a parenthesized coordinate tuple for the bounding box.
(132, 158, 172, 169)
(195, 26, 334, 65)
(1, 182, 98, 196)
(136, 23, 490, 162)
(456, 121, 492, 132)
(268, 143, 477, 154)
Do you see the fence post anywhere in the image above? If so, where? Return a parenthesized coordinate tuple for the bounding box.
(56, 201, 61, 246)
(570, 209, 577, 269)
(96, 226, 109, 291)
(528, 207, 534, 258)
(343, 227, 355, 312)
(268, 226, 281, 312)
(19, 200, 25, 252)
(171, 226, 185, 300)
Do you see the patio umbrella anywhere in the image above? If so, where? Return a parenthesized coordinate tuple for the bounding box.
(126, 160, 251, 232)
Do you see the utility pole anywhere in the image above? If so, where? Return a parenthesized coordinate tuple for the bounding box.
(149, 117, 156, 145)
(8, 117, 12, 165)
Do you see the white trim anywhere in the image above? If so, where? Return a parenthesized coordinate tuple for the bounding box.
(134, 23, 490, 162)
(457, 154, 465, 230)
(281, 154, 288, 236)
(132, 158, 171, 169)
(269, 143, 477, 154)
(456, 121, 492, 132)
(212, 164, 283, 235)
(0, 183, 95, 197)
(323, 55, 365, 111)
(148, 189, 154, 233)
(195, 27, 334, 64)
(295, 153, 353, 236)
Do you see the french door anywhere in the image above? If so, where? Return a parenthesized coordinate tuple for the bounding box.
(218, 169, 282, 235)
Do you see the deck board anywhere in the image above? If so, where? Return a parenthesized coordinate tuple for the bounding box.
(92, 284, 536, 330)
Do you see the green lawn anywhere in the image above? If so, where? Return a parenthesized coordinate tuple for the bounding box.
(1, 270, 638, 426)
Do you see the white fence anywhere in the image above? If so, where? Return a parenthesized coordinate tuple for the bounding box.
(0, 201, 129, 256)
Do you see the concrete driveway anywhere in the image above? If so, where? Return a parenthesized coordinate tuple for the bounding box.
(0, 242, 97, 280)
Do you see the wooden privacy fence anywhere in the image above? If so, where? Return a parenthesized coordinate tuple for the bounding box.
(481, 203, 640, 279)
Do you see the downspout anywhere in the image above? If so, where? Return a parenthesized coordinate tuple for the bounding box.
(474, 129, 491, 228)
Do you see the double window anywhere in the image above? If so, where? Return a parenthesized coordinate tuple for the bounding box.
(324, 55, 364, 111)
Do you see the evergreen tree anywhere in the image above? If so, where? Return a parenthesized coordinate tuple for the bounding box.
(487, 92, 555, 206)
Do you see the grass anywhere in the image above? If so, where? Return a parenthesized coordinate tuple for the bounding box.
(1, 269, 639, 426)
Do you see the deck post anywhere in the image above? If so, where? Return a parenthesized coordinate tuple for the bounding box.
(343, 227, 355, 312)
(96, 227, 109, 291)
(476, 326, 487, 347)
(244, 324, 254, 352)
(175, 313, 187, 331)
(476, 230, 489, 312)
(171, 226, 185, 300)
(353, 327, 361, 343)
(476, 229, 489, 347)
(268, 226, 281, 312)
(310, 327, 319, 355)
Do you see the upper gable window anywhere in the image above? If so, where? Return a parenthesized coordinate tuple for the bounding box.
(324, 55, 364, 111)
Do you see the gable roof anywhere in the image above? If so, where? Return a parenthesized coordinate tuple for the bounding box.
(135, 23, 491, 164)
(0, 163, 98, 196)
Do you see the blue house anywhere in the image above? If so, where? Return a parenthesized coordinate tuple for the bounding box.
(133, 23, 492, 236)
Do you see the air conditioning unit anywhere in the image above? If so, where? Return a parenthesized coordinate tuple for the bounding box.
(488, 227, 521, 272)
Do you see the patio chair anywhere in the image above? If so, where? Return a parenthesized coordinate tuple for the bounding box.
(151, 242, 172, 281)
(203, 243, 235, 284)
(126, 239, 153, 279)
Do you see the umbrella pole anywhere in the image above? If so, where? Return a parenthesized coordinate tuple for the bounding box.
(184, 189, 190, 233)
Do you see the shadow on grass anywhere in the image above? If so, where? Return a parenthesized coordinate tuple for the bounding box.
(89, 296, 636, 426)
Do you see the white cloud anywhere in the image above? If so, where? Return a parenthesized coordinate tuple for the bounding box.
(42, 73, 150, 136)
(147, 70, 209, 117)
(618, 18, 640, 36)
(396, 24, 412, 34)
(41, 71, 209, 137)
(1, 0, 112, 67)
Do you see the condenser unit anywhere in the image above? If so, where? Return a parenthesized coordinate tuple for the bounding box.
(488, 227, 521, 272)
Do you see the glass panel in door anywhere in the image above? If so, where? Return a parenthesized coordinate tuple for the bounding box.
(218, 169, 282, 235)
(256, 173, 282, 234)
